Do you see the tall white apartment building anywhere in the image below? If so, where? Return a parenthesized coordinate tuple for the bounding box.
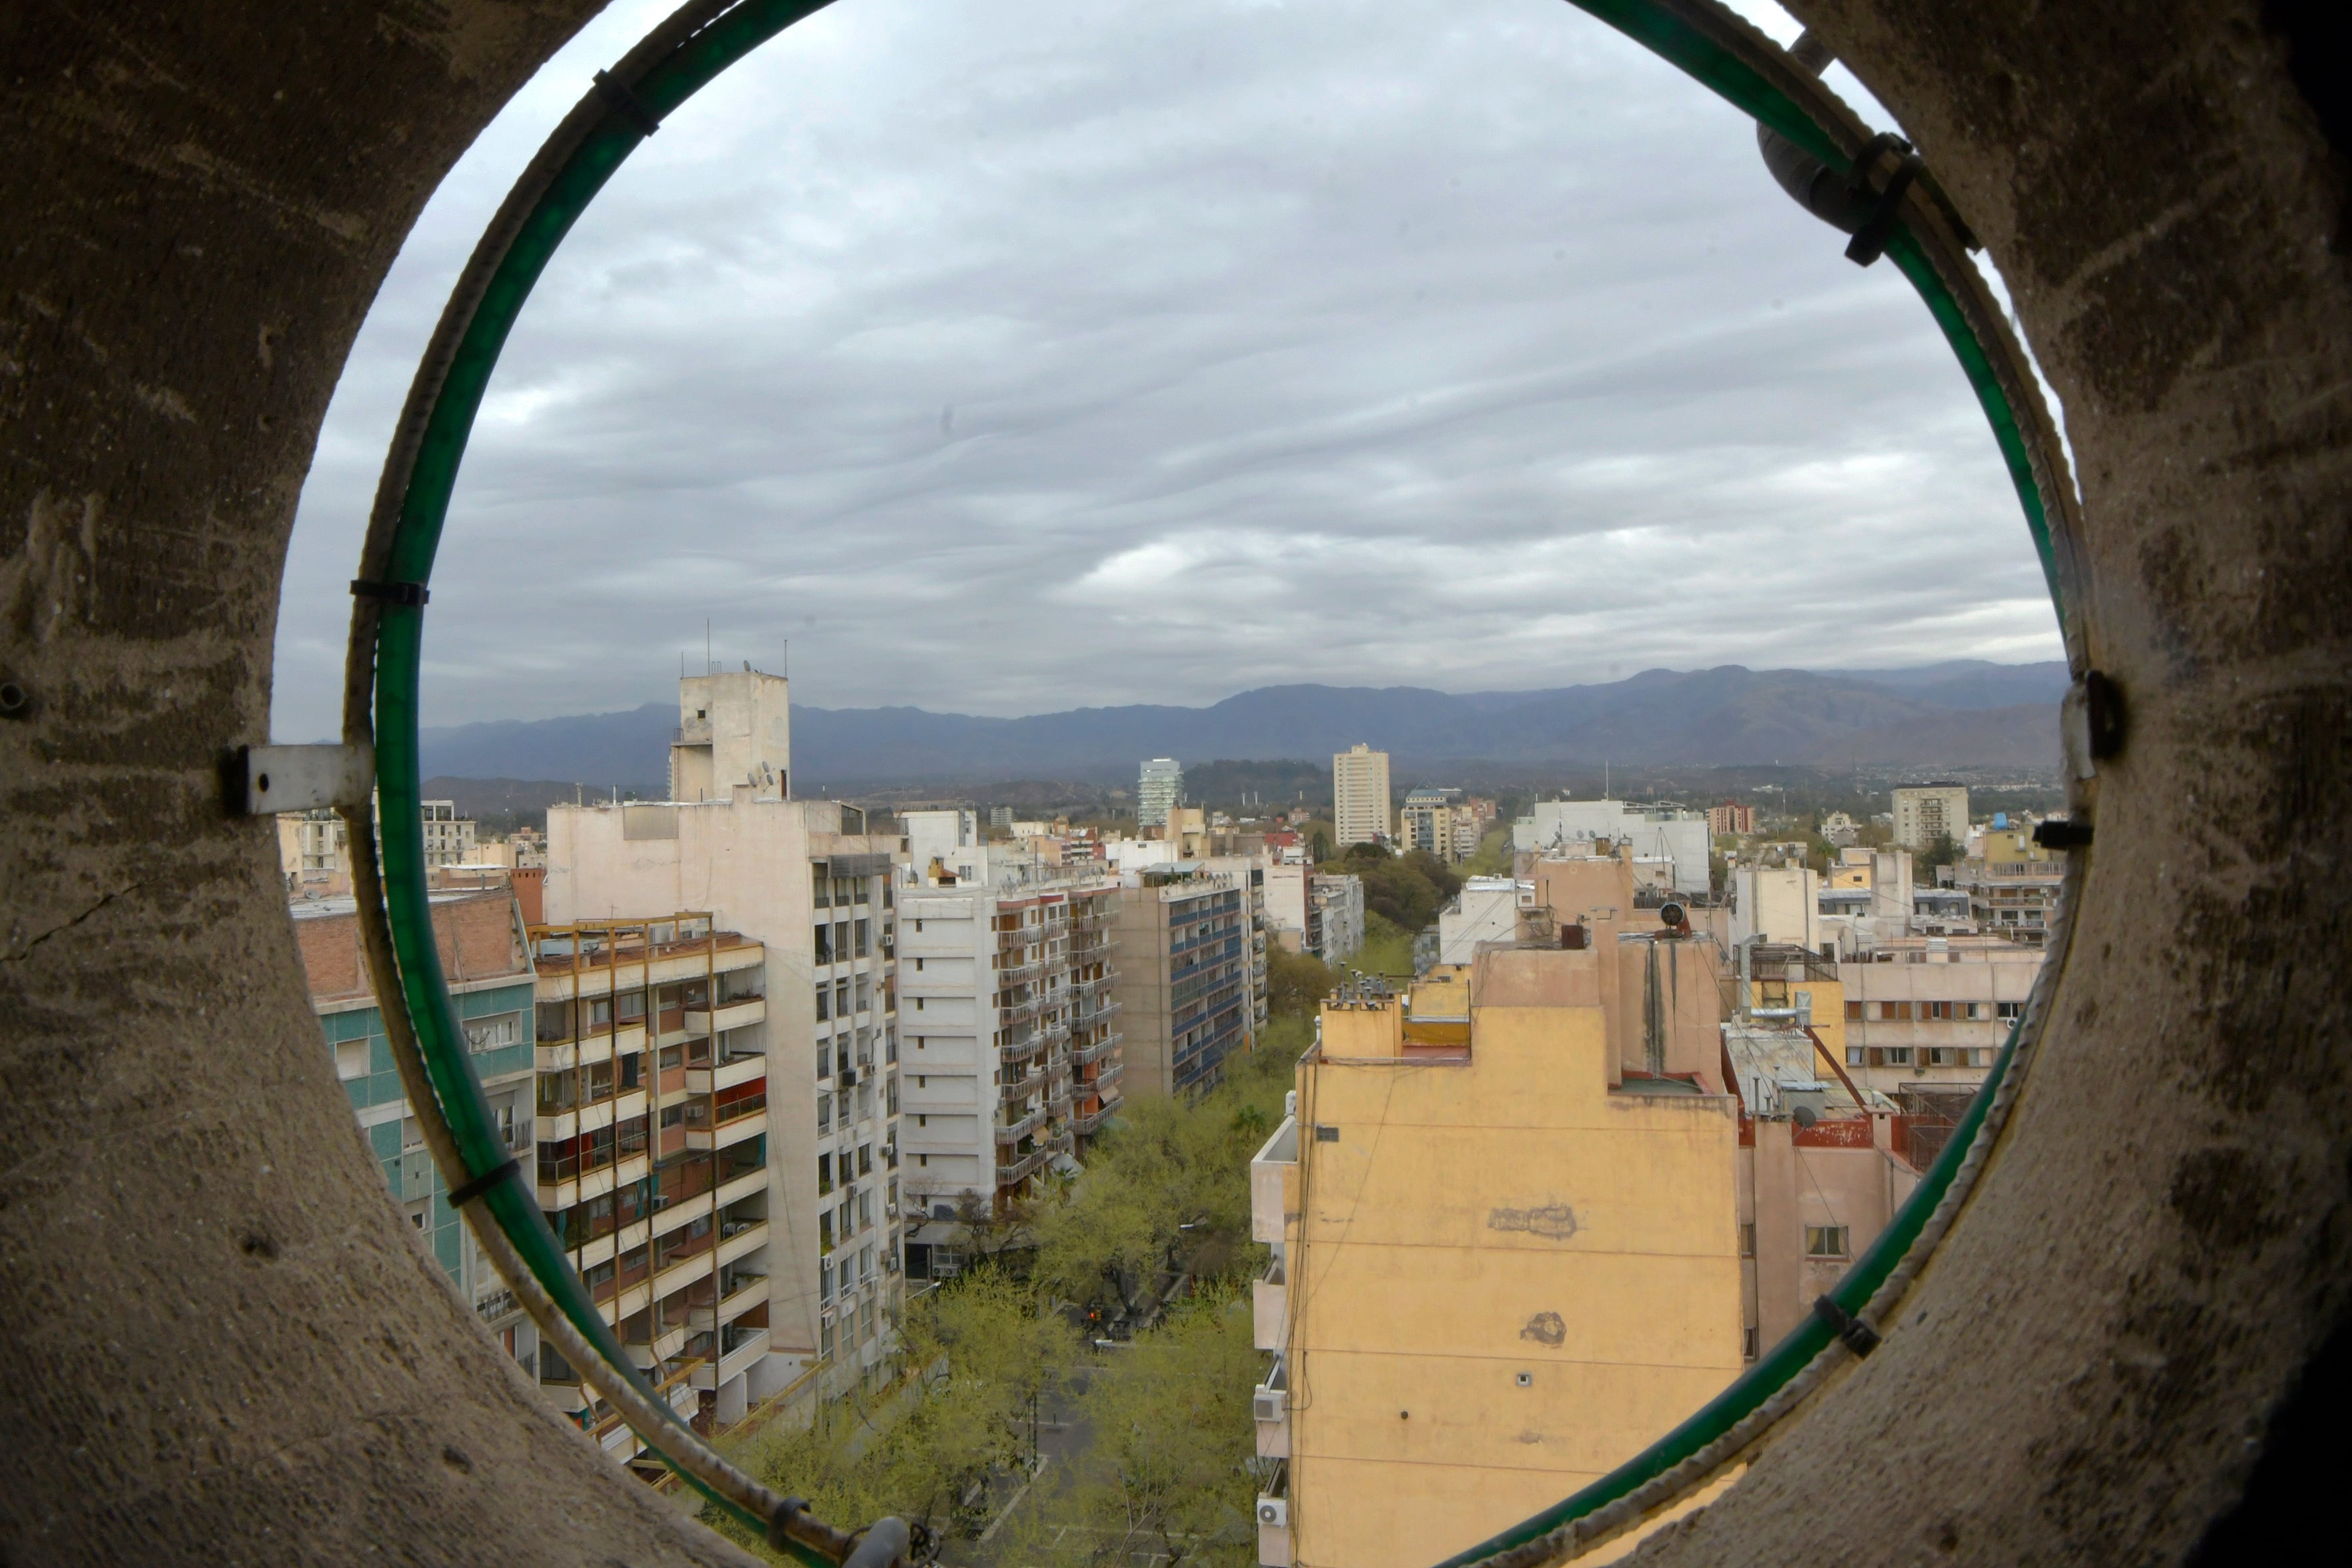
(546, 668, 906, 1402)
(1892, 784, 1972, 851)
(1332, 744, 1391, 846)
(1138, 758, 1183, 830)
(1512, 798, 1710, 895)
(896, 808, 1121, 1280)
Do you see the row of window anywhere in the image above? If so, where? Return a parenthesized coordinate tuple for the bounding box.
(1844, 999, 2026, 1021)
(1848, 1046, 1994, 1068)
(1737, 1222, 1850, 1259)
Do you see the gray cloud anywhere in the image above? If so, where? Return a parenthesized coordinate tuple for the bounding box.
(271, 0, 2063, 741)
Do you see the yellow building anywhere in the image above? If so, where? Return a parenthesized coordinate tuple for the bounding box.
(1249, 946, 1744, 1568)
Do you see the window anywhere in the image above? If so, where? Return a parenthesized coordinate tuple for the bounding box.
(855, 919, 869, 958)
(859, 1144, 873, 1176)
(464, 1013, 519, 1052)
(854, 976, 870, 1014)
(814, 924, 832, 964)
(616, 989, 646, 1023)
(1996, 1001, 2025, 1020)
(817, 1044, 831, 1080)
(835, 980, 850, 1016)
(1805, 1225, 1850, 1259)
(820, 1212, 834, 1250)
(817, 1093, 832, 1134)
(816, 988, 830, 1022)
(1846, 1046, 1865, 1066)
(585, 997, 613, 1029)
(1739, 1223, 1756, 1258)
(858, 1191, 873, 1230)
(618, 1052, 640, 1090)
(818, 1153, 832, 1193)
(820, 1259, 834, 1303)
(820, 1317, 834, 1357)
(1844, 1000, 1863, 1020)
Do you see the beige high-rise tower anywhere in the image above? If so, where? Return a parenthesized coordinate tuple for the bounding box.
(670, 667, 792, 802)
(1332, 744, 1392, 847)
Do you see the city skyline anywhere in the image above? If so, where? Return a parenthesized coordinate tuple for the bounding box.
(269, 0, 2063, 744)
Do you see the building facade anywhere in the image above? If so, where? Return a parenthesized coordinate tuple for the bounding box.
(1331, 744, 1391, 847)
(1111, 868, 1251, 1094)
(527, 916, 786, 1442)
(1707, 800, 1756, 838)
(1249, 952, 1743, 1568)
(546, 669, 907, 1401)
(897, 875, 1123, 1237)
(1139, 758, 1183, 830)
(1890, 784, 1970, 852)
(1514, 799, 1710, 895)
(1950, 824, 2063, 945)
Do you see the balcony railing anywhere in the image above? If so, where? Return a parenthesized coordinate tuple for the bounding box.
(995, 1147, 1048, 1186)
(1074, 1032, 1122, 1066)
(995, 1106, 1045, 1145)
(1000, 1030, 1045, 1064)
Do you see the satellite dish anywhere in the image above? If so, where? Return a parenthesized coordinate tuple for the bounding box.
(1792, 1104, 1819, 1129)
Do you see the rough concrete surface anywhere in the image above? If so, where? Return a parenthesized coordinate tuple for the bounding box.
(1, 0, 2346, 1563)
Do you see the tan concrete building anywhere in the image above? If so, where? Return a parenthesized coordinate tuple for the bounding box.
(1836, 936, 2040, 1093)
(1331, 744, 1391, 847)
(1111, 866, 1252, 1094)
(1249, 950, 1743, 1568)
(1890, 784, 1970, 852)
(546, 668, 906, 1402)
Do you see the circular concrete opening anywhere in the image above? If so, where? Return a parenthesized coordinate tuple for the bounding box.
(3, 3, 2345, 1565)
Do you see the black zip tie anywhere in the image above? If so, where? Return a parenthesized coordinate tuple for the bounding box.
(1813, 1295, 1882, 1357)
(444, 1156, 520, 1209)
(768, 1495, 810, 1550)
(350, 578, 430, 607)
(1843, 132, 1922, 267)
(593, 69, 662, 137)
(2034, 819, 2095, 850)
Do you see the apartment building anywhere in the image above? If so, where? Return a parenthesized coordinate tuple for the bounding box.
(1835, 936, 2040, 1092)
(277, 796, 480, 891)
(1950, 824, 2064, 945)
(1113, 867, 1251, 1094)
(1434, 875, 1522, 964)
(528, 916, 783, 1445)
(1331, 744, 1391, 847)
(1891, 784, 1970, 851)
(897, 871, 1123, 1237)
(546, 668, 906, 1401)
(296, 890, 537, 1325)
(1139, 758, 1183, 830)
(1247, 951, 1743, 1568)
(1708, 800, 1756, 837)
(1307, 872, 1365, 966)
(1398, 787, 1457, 857)
(1514, 798, 1710, 894)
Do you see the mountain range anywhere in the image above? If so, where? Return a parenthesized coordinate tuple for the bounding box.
(414, 662, 2067, 790)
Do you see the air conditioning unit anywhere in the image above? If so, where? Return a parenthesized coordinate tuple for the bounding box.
(1257, 1498, 1287, 1529)
(1252, 1387, 1285, 1423)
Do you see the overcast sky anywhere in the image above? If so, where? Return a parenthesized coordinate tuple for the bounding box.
(270, 0, 2065, 740)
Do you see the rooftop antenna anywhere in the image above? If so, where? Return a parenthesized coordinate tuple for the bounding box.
(704, 618, 711, 676)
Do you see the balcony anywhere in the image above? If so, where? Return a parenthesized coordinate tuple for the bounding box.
(683, 1092, 767, 1151)
(995, 1106, 1045, 1145)
(1250, 1118, 1301, 1244)
(1073, 1032, 1122, 1067)
(997, 993, 1043, 1024)
(693, 1325, 770, 1390)
(686, 1055, 766, 1096)
(686, 998, 766, 1036)
(1089, 1059, 1125, 1094)
(999, 1030, 1045, 1065)
(717, 1219, 768, 1267)
(1079, 998, 1124, 1025)
(1253, 1260, 1287, 1352)
(995, 1147, 1047, 1186)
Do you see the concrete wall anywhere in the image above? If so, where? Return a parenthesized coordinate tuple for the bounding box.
(1289, 948, 1742, 1568)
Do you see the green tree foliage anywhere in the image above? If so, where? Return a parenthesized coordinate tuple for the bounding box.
(1351, 910, 1417, 978)
(1461, 824, 1515, 876)
(1321, 844, 1462, 932)
(1917, 830, 1963, 874)
(1063, 1286, 1265, 1568)
(712, 1271, 1076, 1556)
(1265, 942, 1335, 1020)
(1029, 1035, 1296, 1318)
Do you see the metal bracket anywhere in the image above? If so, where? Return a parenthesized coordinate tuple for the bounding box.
(2061, 670, 2127, 782)
(231, 743, 375, 816)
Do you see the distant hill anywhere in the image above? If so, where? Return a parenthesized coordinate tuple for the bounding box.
(415, 662, 2069, 788)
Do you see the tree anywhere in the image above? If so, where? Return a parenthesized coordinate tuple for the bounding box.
(1266, 943, 1335, 1020)
(1065, 1287, 1265, 1568)
(1916, 830, 1963, 877)
(710, 1270, 1076, 1557)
